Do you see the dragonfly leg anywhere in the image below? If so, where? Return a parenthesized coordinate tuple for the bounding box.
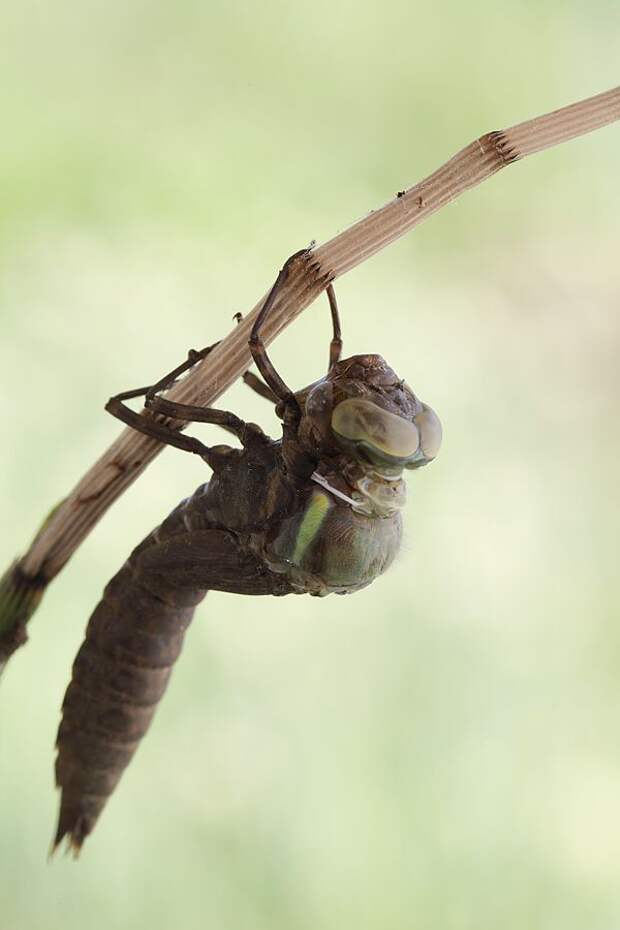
(105, 397, 247, 471)
(326, 283, 342, 370)
(248, 250, 308, 414)
(115, 336, 272, 410)
(106, 344, 256, 467)
(242, 371, 278, 403)
(105, 395, 215, 459)
(248, 250, 342, 414)
(144, 395, 263, 449)
(231, 312, 278, 403)
(106, 342, 220, 412)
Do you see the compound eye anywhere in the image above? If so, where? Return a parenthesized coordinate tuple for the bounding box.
(331, 398, 420, 459)
(414, 404, 442, 460)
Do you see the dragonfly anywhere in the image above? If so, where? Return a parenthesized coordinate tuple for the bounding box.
(53, 248, 442, 853)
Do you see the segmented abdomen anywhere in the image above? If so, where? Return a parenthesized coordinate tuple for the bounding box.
(55, 484, 211, 852)
(54, 479, 293, 853)
(54, 533, 203, 852)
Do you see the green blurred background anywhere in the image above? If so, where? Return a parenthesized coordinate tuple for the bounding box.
(1, 2, 619, 927)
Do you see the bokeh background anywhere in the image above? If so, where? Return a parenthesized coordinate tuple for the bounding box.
(1, 2, 619, 928)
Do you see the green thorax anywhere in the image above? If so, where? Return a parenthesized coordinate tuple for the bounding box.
(267, 486, 403, 596)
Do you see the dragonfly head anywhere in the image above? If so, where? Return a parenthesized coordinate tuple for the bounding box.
(297, 354, 442, 480)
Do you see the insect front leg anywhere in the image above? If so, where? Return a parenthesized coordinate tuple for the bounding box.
(248, 250, 309, 415)
(248, 250, 343, 417)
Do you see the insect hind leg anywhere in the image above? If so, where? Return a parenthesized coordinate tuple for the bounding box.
(106, 344, 257, 467)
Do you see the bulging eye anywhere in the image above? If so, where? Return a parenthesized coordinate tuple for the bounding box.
(404, 403, 442, 468)
(414, 404, 442, 460)
(331, 398, 420, 461)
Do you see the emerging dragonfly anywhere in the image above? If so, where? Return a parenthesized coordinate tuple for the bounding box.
(54, 249, 442, 852)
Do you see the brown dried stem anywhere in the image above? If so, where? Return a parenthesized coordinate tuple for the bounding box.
(1, 84, 618, 662)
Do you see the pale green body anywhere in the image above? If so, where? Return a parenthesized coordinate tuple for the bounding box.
(267, 487, 403, 596)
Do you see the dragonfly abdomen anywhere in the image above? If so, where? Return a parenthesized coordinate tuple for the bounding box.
(53, 475, 294, 852)
(54, 527, 205, 853)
